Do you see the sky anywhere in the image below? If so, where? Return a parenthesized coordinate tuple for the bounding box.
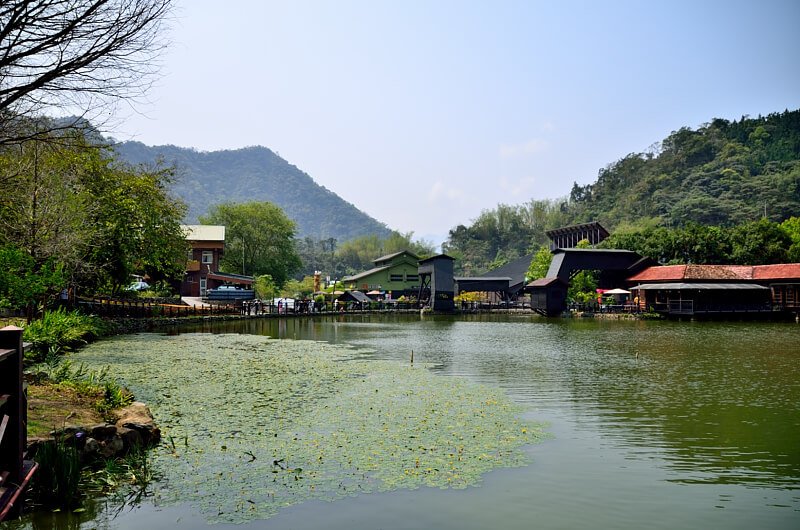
(112, 0, 800, 244)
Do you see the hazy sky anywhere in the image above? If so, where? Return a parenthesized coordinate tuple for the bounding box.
(113, 0, 800, 243)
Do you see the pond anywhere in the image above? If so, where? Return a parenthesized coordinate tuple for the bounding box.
(17, 314, 800, 529)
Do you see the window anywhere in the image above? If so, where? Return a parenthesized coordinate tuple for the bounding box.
(406, 275, 419, 282)
(187, 249, 194, 261)
(200, 278, 207, 295)
(389, 274, 404, 282)
(202, 251, 213, 264)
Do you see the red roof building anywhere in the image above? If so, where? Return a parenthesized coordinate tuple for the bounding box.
(627, 263, 800, 316)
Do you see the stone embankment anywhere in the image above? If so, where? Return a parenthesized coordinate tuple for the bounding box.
(30, 402, 160, 462)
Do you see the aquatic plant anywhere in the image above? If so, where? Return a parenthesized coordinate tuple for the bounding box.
(75, 334, 545, 524)
(31, 437, 82, 509)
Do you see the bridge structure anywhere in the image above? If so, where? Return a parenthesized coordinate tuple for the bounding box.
(527, 248, 653, 316)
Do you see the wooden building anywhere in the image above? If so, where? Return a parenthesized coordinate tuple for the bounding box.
(545, 221, 609, 250)
(627, 263, 800, 316)
(342, 250, 421, 298)
(181, 225, 253, 297)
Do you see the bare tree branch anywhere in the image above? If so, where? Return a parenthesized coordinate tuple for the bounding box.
(0, 0, 172, 145)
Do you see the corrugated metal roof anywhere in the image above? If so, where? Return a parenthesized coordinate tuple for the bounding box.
(182, 224, 225, 241)
(630, 282, 769, 291)
(373, 250, 419, 264)
(342, 265, 391, 282)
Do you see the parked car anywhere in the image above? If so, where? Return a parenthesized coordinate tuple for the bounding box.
(125, 280, 150, 291)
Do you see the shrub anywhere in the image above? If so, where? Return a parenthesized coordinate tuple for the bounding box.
(23, 308, 108, 362)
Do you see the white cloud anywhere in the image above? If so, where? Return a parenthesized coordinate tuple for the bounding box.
(498, 175, 538, 198)
(498, 138, 549, 159)
(427, 180, 466, 203)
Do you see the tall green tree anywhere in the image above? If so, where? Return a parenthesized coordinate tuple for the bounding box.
(780, 217, 800, 262)
(525, 246, 553, 281)
(0, 131, 188, 296)
(200, 201, 301, 287)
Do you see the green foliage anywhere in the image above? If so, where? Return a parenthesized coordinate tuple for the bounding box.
(567, 110, 800, 228)
(281, 276, 315, 298)
(114, 142, 393, 242)
(254, 274, 279, 300)
(34, 357, 133, 420)
(23, 308, 107, 362)
(780, 217, 800, 262)
(32, 437, 82, 509)
(443, 200, 568, 275)
(0, 131, 188, 298)
(601, 219, 794, 265)
(331, 231, 435, 277)
(446, 111, 800, 272)
(0, 244, 65, 311)
(525, 246, 553, 281)
(200, 201, 301, 287)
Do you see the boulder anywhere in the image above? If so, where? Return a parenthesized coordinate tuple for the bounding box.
(115, 402, 161, 445)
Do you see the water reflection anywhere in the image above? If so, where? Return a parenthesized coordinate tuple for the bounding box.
(169, 315, 800, 491)
(15, 315, 798, 529)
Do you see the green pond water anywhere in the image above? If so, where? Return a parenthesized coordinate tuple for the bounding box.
(16, 314, 800, 529)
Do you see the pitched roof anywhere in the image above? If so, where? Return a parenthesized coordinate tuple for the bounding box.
(480, 253, 534, 285)
(373, 250, 419, 264)
(628, 263, 800, 283)
(183, 224, 225, 242)
(752, 263, 800, 280)
(527, 277, 568, 287)
(627, 264, 687, 282)
(342, 265, 391, 282)
(631, 282, 769, 291)
(338, 290, 371, 303)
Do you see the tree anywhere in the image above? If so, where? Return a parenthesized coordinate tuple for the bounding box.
(0, 244, 63, 316)
(780, 217, 800, 262)
(525, 246, 553, 282)
(729, 219, 790, 265)
(567, 240, 598, 305)
(0, 0, 173, 145)
(254, 274, 278, 300)
(0, 131, 187, 295)
(200, 201, 301, 287)
(83, 158, 188, 292)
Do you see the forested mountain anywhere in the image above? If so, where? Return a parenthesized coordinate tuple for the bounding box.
(568, 109, 800, 227)
(113, 142, 392, 241)
(444, 110, 800, 275)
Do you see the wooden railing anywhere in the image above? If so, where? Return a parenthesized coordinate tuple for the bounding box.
(0, 327, 37, 522)
(78, 298, 239, 318)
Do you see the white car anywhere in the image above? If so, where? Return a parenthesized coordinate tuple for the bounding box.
(126, 280, 150, 291)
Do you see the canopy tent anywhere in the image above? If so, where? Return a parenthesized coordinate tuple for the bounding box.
(603, 288, 631, 295)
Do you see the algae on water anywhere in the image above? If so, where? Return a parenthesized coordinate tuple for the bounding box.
(76, 333, 545, 524)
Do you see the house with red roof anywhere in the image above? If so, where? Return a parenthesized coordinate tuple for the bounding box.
(626, 263, 800, 317)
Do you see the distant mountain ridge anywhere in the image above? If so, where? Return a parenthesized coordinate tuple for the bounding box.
(113, 142, 392, 242)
